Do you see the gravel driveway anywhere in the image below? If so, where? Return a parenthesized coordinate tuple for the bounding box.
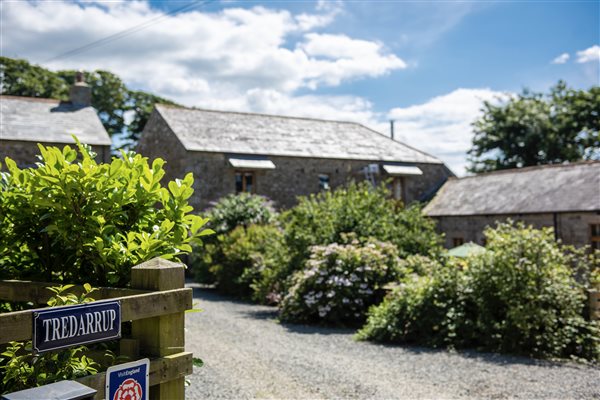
(185, 285, 599, 399)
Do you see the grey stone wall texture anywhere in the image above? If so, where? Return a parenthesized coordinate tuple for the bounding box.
(137, 109, 453, 211)
(434, 212, 600, 249)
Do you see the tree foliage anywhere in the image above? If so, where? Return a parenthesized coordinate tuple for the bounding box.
(468, 81, 600, 173)
(0, 57, 178, 149)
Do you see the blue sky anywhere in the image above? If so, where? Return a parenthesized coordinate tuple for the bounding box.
(2, 0, 599, 174)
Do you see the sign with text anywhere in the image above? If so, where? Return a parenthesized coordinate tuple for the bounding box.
(32, 300, 121, 354)
(106, 358, 150, 400)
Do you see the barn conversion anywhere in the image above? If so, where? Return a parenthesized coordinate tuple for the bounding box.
(137, 104, 453, 209)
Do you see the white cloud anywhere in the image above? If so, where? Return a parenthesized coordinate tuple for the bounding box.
(576, 45, 600, 63)
(387, 89, 510, 175)
(1, 1, 406, 103)
(551, 53, 570, 64)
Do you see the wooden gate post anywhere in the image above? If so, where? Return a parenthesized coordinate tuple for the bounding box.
(131, 257, 187, 399)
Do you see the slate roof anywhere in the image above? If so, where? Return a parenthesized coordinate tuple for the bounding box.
(0, 95, 111, 146)
(423, 162, 600, 216)
(155, 104, 442, 164)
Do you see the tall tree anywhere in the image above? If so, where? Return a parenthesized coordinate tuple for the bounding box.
(0, 57, 178, 150)
(467, 81, 600, 173)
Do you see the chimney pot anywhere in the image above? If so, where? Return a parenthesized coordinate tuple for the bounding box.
(390, 120, 395, 140)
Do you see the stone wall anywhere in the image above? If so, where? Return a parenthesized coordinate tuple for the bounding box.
(0, 140, 110, 167)
(136, 109, 189, 186)
(174, 153, 451, 210)
(434, 211, 600, 248)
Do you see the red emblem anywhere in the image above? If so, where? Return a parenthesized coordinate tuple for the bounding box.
(113, 378, 143, 400)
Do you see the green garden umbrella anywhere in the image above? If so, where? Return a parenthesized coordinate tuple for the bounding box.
(446, 242, 487, 258)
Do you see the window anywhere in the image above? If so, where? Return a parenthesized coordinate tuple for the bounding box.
(235, 171, 255, 193)
(591, 224, 600, 250)
(453, 237, 464, 247)
(319, 174, 330, 191)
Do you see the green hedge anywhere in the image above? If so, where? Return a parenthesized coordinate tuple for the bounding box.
(0, 140, 212, 286)
(358, 222, 600, 361)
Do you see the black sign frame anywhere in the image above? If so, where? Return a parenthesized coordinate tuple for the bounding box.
(32, 299, 121, 354)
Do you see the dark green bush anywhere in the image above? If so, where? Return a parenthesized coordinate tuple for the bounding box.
(0, 140, 213, 286)
(282, 181, 442, 274)
(279, 238, 402, 326)
(356, 257, 474, 347)
(208, 224, 288, 301)
(191, 193, 277, 284)
(466, 222, 599, 360)
(206, 193, 277, 235)
(358, 222, 600, 361)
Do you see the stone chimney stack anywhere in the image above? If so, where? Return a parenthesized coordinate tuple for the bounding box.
(69, 70, 92, 107)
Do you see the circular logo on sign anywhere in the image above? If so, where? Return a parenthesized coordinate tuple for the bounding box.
(113, 378, 143, 400)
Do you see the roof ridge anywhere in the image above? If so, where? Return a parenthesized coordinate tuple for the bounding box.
(456, 160, 600, 181)
(156, 103, 373, 126)
(0, 95, 61, 104)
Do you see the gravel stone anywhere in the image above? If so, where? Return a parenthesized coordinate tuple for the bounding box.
(185, 285, 600, 399)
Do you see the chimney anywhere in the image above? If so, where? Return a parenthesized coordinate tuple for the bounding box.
(69, 70, 91, 107)
(390, 120, 395, 140)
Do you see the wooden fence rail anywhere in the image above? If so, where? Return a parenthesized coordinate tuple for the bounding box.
(0, 257, 193, 400)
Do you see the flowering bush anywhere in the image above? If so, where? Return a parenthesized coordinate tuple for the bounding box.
(279, 238, 402, 326)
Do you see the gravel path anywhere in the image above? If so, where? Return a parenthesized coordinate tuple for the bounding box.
(185, 285, 600, 399)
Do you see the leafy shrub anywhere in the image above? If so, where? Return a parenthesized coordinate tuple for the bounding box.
(279, 238, 402, 326)
(206, 193, 277, 235)
(282, 181, 442, 274)
(191, 193, 276, 284)
(358, 222, 600, 361)
(356, 257, 474, 347)
(0, 140, 212, 286)
(466, 222, 599, 360)
(208, 224, 288, 301)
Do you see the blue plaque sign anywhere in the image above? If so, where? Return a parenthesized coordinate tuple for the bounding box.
(106, 358, 150, 400)
(32, 300, 121, 354)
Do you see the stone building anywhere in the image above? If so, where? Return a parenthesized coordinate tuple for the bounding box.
(423, 162, 600, 249)
(137, 104, 453, 210)
(0, 74, 111, 166)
